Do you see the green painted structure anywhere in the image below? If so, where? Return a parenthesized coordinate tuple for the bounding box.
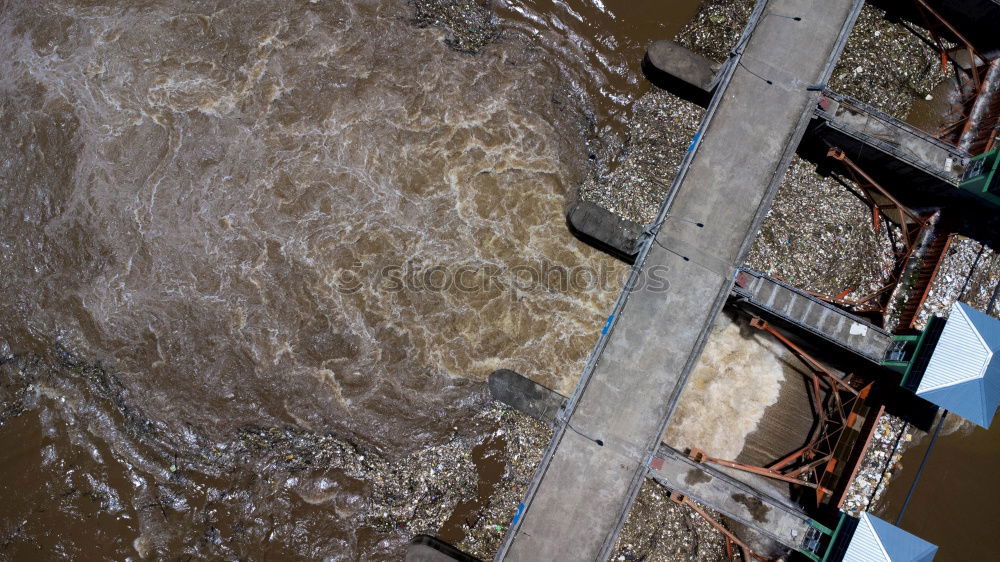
(881, 316, 946, 391)
(959, 148, 1000, 207)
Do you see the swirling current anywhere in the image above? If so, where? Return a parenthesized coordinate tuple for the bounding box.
(0, 0, 703, 558)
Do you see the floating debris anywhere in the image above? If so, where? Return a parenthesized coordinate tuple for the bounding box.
(612, 480, 734, 561)
(230, 419, 480, 542)
(746, 155, 897, 300)
(411, 0, 500, 53)
(840, 413, 908, 517)
(456, 407, 551, 558)
(674, 0, 754, 62)
(577, 90, 703, 225)
(914, 236, 1000, 328)
(830, 4, 949, 119)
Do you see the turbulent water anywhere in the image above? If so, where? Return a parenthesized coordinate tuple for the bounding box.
(0, 0, 613, 444)
(664, 314, 786, 460)
(0, 0, 710, 558)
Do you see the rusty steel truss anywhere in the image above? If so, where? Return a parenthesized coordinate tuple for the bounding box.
(666, 491, 773, 562)
(913, 0, 999, 153)
(802, 147, 932, 317)
(687, 318, 871, 507)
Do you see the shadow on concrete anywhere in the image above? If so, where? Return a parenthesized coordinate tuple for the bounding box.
(641, 53, 713, 109)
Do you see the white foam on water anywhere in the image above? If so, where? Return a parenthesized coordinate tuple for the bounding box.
(664, 314, 786, 460)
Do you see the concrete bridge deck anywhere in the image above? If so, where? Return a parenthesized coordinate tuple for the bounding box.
(496, 1, 864, 560)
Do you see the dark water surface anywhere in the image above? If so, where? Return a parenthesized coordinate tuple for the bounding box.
(0, 0, 700, 558)
(497, 0, 700, 145)
(877, 416, 1000, 561)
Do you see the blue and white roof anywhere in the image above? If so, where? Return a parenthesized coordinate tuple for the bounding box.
(917, 302, 1000, 428)
(842, 513, 937, 562)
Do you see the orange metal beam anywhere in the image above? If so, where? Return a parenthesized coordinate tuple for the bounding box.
(688, 448, 820, 489)
(905, 233, 955, 330)
(834, 403, 887, 509)
(668, 492, 774, 562)
(827, 147, 929, 243)
(749, 317, 858, 396)
(914, 0, 985, 91)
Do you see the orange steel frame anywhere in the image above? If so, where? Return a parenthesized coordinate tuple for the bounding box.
(914, 0, 985, 91)
(804, 147, 932, 317)
(912, 0, 995, 150)
(826, 148, 929, 249)
(901, 233, 955, 330)
(832, 402, 886, 510)
(688, 318, 870, 506)
(666, 491, 774, 562)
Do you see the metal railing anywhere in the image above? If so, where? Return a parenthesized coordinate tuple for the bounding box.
(815, 89, 969, 185)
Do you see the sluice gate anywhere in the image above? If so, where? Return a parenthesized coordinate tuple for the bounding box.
(648, 444, 825, 554)
(730, 268, 894, 364)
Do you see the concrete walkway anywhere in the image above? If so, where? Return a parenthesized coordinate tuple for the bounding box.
(732, 267, 894, 363)
(496, 1, 863, 560)
(648, 445, 819, 552)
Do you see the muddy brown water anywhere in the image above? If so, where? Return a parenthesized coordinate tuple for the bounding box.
(496, 0, 700, 148)
(876, 416, 1000, 561)
(0, 0, 702, 558)
(891, 65, 1000, 562)
(904, 76, 964, 138)
(436, 435, 505, 545)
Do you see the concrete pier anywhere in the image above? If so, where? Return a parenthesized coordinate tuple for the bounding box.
(645, 40, 720, 93)
(496, 1, 864, 559)
(642, 40, 722, 105)
(487, 369, 565, 424)
(407, 536, 481, 562)
(565, 200, 644, 260)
